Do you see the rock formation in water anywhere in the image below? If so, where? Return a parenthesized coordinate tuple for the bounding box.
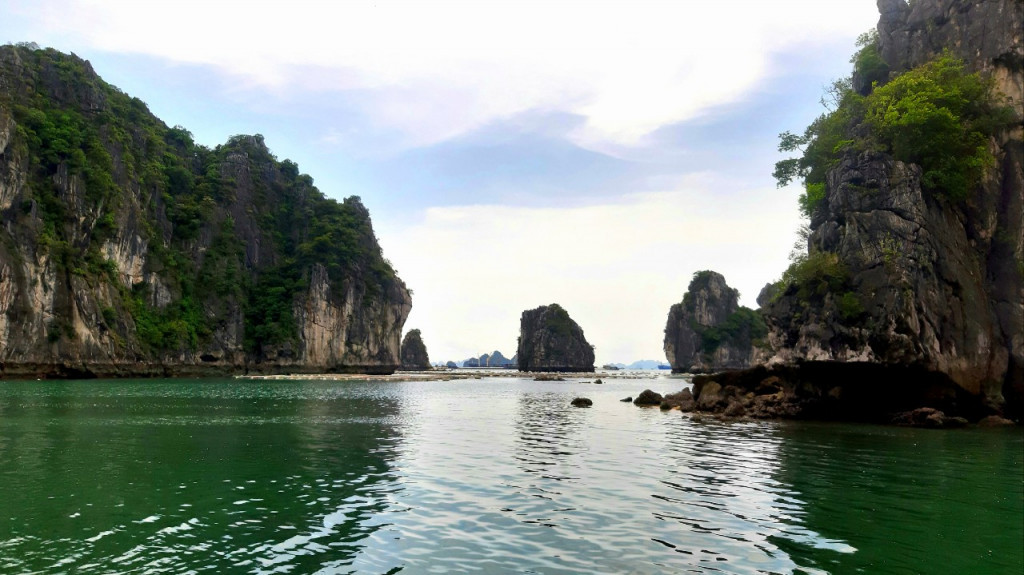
(445, 360, 458, 369)
(0, 45, 411, 377)
(516, 304, 595, 372)
(487, 350, 513, 367)
(399, 329, 430, 370)
(663, 271, 766, 373)
(699, 0, 1023, 420)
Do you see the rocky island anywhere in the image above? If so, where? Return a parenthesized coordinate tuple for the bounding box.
(399, 329, 430, 370)
(0, 45, 411, 377)
(663, 271, 765, 373)
(516, 304, 595, 372)
(690, 0, 1023, 422)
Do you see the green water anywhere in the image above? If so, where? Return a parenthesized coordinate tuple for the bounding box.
(0, 377, 1020, 574)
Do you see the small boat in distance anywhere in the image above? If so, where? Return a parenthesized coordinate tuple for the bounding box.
(657, 364, 671, 370)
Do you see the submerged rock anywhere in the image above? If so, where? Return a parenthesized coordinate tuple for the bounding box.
(977, 415, 1016, 427)
(891, 408, 968, 429)
(661, 389, 696, 412)
(516, 304, 595, 372)
(571, 397, 593, 407)
(633, 389, 663, 406)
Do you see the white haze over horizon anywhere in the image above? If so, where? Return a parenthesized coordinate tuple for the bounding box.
(2, 0, 881, 365)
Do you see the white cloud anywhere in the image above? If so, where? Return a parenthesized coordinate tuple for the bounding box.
(377, 175, 803, 364)
(13, 0, 878, 150)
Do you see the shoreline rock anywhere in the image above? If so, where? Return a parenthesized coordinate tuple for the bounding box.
(677, 364, 1020, 426)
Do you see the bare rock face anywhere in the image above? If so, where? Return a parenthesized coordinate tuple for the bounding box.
(664, 271, 766, 373)
(758, 0, 1023, 418)
(399, 329, 430, 370)
(516, 304, 595, 372)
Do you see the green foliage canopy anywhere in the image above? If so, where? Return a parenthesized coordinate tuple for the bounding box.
(2, 45, 401, 355)
(774, 35, 1012, 217)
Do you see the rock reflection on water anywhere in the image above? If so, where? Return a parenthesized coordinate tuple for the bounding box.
(356, 381, 859, 574)
(0, 377, 1020, 574)
(0, 379, 408, 574)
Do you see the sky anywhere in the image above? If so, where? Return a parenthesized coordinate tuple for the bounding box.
(2, 0, 882, 365)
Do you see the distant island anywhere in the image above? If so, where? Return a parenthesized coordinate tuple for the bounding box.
(453, 350, 516, 368)
(604, 360, 670, 370)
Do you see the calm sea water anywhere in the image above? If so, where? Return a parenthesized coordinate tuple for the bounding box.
(0, 376, 1020, 574)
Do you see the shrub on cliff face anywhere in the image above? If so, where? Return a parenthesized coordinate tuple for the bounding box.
(782, 252, 848, 302)
(543, 304, 575, 338)
(774, 38, 1012, 216)
(696, 307, 768, 355)
(864, 54, 1012, 200)
(773, 81, 864, 219)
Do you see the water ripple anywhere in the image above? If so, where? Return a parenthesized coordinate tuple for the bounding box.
(0, 378, 1020, 573)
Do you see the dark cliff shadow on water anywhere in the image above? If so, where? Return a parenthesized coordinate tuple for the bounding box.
(768, 421, 1024, 575)
(0, 378, 408, 574)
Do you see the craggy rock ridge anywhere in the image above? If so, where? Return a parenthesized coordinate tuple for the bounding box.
(0, 45, 411, 377)
(399, 329, 430, 370)
(487, 350, 514, 367)
(517, 304, 595, 372)
(663, 271, 765, 373)
(747, 0, 1024, 420)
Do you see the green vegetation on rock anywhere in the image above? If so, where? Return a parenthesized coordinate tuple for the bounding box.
(542, 303, 575, 338)
(774, 32, 1013, 216)
(0, 44, 404, 363)
(693, 307, 768, 355)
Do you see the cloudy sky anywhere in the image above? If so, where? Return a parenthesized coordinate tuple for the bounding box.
(2, 0, 881, 365)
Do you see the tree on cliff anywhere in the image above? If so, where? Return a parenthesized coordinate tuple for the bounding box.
(774, 35, 1012, 218)
(753, 0, 1023, 420)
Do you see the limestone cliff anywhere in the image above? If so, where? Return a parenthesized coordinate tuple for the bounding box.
(0, 45, 411, 377)
(756, 0, 1023, 418)
(399, 329, 430, 370)
(663, 271, 765, 373)
(517, 304, 594, 372)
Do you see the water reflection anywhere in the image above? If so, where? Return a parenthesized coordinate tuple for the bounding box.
(514, 392, 586, 482)
(1, 378, 1020, 574)
(0, 379, 407, 574)
(772, 422, 1024, 574)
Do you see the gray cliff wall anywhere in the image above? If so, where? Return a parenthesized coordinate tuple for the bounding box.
(762, 0, 1023, 414)
(0, 46, 410, 376)
(664, 271, 763, 373)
